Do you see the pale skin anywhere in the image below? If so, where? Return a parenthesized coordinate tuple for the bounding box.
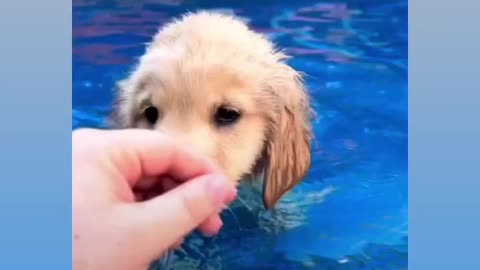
(72, 128, 237, 270)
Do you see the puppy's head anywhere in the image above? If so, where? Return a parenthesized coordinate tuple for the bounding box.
(109, 12, 312, 210)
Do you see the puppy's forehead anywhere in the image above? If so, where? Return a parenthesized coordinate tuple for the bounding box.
(138, 48, 259, 110)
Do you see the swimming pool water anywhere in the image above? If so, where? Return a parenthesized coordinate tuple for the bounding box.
(73, 0, 408, 269)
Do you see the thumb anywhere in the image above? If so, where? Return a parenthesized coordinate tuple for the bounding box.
(120, 173, 237, 260)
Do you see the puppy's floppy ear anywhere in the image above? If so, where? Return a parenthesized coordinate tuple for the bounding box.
(261, 64, 312, 210)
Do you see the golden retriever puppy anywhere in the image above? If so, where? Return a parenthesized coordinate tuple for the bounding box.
(108, 11, 312, 210)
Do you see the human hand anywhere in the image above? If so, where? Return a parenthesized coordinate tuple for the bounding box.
(72, 129, 237, 270)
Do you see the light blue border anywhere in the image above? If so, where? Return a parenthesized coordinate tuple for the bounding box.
(0, 0, 72, 268)
(409, 0, 480, 269)
(1, 0, 480, 269)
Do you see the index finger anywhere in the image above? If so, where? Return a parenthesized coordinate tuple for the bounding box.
(76, 129, 219, 186)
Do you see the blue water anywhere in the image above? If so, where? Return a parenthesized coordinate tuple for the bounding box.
(73, 0, 408, 269)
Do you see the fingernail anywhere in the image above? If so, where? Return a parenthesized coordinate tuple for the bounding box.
(206, 175, 237, 207)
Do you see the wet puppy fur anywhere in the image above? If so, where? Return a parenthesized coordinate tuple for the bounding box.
(108, 11, 313, 210)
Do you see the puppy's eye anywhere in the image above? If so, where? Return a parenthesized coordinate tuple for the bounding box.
(142, 105, 159, 125)
(214, 106, 241, 126)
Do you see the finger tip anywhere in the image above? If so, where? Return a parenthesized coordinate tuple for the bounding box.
(225, 185, 237, 204)
(199, 215, 223, 237)
(206, 175, 238, 207)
